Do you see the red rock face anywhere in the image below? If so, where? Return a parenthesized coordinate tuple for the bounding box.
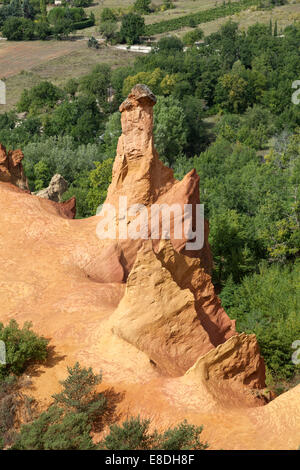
(0, 144, 29, 190)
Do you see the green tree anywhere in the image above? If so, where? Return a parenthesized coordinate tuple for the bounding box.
(99, 20, 118, 42)
(120, 13, 145, 45)
(0, 320, 48, 379)
(133, 0, 151, 14)
(12, 363, 105, 450)
(17, 81, 64, 113)
(153, 95, 188, 165)
(34, 20, 51, 40)
(182, 28, 204, 46)
(86, 158, 114, 214)
(33, 160, 52, 190)
(40, 0, 46, 20)
(2, 16, 34, 40)
(100, 7, 117, 23)
(79, 64, 111, 110)
(52, 362, 106, 417)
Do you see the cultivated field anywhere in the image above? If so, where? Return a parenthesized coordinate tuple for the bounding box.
(0, 40, 138, 112)
(152, 2, 300, 38)
(85, 0, 243, 27)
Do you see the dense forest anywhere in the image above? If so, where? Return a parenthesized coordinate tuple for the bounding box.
(0, 18, 300, 388)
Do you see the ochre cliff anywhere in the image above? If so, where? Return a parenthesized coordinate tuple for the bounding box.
(0, 85, 299, 449)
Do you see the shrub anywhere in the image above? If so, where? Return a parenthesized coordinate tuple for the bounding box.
(133, 0, 151, 14)
(88, 36, 99, 49)
(12, 363, 106, 450)
(0, 320, 48, 378)
(17, 81, 64, 113)
(100, 7, 117, 23)
(2, 16, 34, 40)
(101, 416, 208, 450)
(182, 28, 204, 46)
(52, 362, 106, 417)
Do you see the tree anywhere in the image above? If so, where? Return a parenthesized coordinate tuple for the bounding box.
(99, 20, 118, 42)
(182, 28, 204, 46)
(133, 0, 151, 14)
(43, 95, 103, 144)
(12, 363, 106, 450)
(120, 13, 145, 45)
(52, 363, 106, 417)
(23, 0, 35, 19)
(153, 96, 188, 165)
(100, 7, 117, 23)
(34, 20, 51, 40)
(17, 81, 64, 113)
(86, 158, 114, 214)
(40, 0, 46, 21)
(156, 35, 184, 52)
(2, 17, 34, 40)
(79, 64, 111, 110)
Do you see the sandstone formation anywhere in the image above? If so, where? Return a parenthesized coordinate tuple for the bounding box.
(112, 240, 236, 377)
(35, 174, 68, 203)
(0, 84, 299, 449)
(0, 143, 29, 190)
(185, 333, 266, 391)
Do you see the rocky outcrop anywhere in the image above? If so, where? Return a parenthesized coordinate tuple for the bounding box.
(112, 240, 236, 377)
(106, 85, 242, 376)
(36, 174, 68, 203)
(184, 333, 266, 391)
(0, 144, 29, 191)
(103, 84, 213, 276)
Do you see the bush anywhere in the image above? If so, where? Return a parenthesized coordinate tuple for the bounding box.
(88, 36, 99, 49)
(182, 28, 204, 46)
(156, 35, 184, 52)
(100, 7, 117, 23)
(0, 320, 48, 379)
(17, 81, 64, 113)
(99, 20, 118, 42)
(2, 16, 34, 40)
(133, 0, 151, 14)
(12, 363, 106, 450)
(101, 416, 208, 450)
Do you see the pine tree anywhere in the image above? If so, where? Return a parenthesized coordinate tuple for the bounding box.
(274, 20, 278, 36)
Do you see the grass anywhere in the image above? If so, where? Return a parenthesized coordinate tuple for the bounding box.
(152, 1, 300, 38)
(84, 0, 244, 27)
(0, 41, 139, 112)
